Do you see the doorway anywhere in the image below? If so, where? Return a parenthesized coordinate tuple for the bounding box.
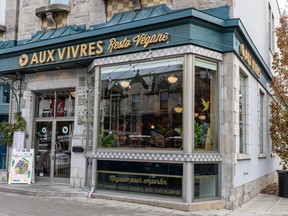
(34, 90, 75, 183)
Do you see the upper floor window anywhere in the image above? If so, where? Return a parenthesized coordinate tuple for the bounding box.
(269, 4, 275, 52)
(0, 0, 6, 26)
(49, 0, 69, 5)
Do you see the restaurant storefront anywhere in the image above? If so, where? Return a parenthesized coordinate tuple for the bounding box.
(0, 4, 273, 210)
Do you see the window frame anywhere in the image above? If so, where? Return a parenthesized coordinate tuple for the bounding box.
(238, 70, 249, 155)
(259, 88, 266, 157)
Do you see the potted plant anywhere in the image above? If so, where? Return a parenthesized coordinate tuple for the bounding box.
(194, 121, 205, 149)
(100, 133, 118, 147)
(0, 112, 27, 147)
(270, 14, 288, 198)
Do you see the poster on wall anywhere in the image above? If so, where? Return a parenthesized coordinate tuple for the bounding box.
(8, 149, 34, 184)
(13, 131, 25, 152)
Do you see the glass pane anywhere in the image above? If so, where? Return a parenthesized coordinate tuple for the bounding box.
(99, 58, 183, 150)
(35, 122, 52, 177)
(49, 0, 69, 5)
(97, 161, 183, 197)
(194, 164, 219, 199)
(55, 91, 75, 117)
(2, 84, 10, 103)
(36, 92, 55, 118)
(54, 121, 73, 178)
(194, 59, 217, 151)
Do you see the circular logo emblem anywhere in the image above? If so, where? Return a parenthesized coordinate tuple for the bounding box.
(19, 54, 29, 67)
(62, 126, 68, 134)
(42, 127, 47, 133)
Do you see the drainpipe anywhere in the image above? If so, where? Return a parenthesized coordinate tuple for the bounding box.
(88, 67, 100, 198)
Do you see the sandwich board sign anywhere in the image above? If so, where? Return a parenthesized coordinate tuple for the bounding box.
(8, 149, 34, 184)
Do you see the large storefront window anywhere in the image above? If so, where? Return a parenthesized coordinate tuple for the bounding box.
(97, 160, 183, 197)
(99, 58, 183, 150)
(194, 59, 217, 151)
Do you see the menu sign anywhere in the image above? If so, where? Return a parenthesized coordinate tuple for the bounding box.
(9, 150, 34, 184)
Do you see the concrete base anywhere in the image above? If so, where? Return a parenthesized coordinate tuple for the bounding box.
(226, 171, 278, 209)
(91, 192, 225, 212)
(0, 170, 7, 182)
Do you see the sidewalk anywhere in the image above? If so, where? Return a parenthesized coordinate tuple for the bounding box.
(0, 181, 88, 197)
(0, 181, 287, 216)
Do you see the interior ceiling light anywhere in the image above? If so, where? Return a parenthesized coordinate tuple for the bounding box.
(167, 75, 178, 84)
(120, 80, 130, 88)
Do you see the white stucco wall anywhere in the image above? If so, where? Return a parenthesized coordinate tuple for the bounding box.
(233, 57, 280, 188)
(233, 0, 280, 69)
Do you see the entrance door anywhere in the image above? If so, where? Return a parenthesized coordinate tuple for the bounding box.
(35, 121, 73, 183)
(34, 90, 75, 183)
(54, 121, 73, 179)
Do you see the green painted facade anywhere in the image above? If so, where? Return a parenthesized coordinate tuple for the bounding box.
(0, 5, 271, 84)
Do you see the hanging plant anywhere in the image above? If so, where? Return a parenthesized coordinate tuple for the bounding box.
(0, 112, 27, 147)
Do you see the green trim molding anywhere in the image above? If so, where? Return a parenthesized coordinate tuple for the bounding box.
(0, 4, 271, 84)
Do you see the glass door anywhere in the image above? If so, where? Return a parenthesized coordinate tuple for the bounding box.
(35, 122, 52, 178)
(34, 90, 75, 183)
(54, 121, 73, 179)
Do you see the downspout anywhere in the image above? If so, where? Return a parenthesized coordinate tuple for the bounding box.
(88, 66, 100, 198)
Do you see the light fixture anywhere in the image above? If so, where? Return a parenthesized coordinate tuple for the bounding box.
(168, 75, 178, 84)
(120, 80, 130, 88)
(70, 91, 76, 98)
(150, 123, 155, 129)
(198, 113, 206, 120)
(174, 106, 183, 113)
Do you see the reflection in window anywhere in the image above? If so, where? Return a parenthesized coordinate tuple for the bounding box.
(132, 94, 140, 111)
(160, 91, 168, 111)
(97, 160, 183, 197)
(194, 164, 219, 199)
(99, 58, 183, 149)
(194, 59, 217, 151)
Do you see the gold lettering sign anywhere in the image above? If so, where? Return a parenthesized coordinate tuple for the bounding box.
(133, 32, 169, 48)
(18, 33, 170, 67)
(239, 44, 261, 77)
